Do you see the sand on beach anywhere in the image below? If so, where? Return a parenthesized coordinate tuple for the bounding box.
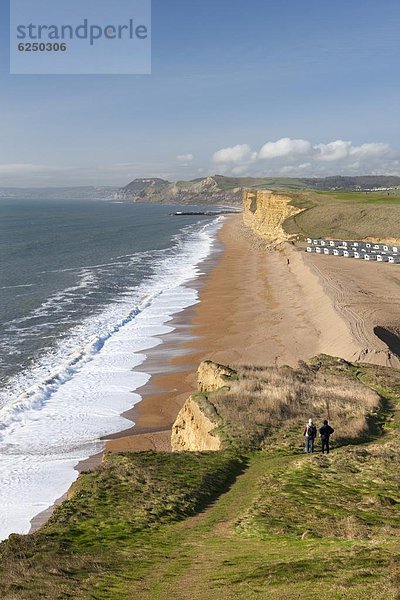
(106, 214, 400, 454)
(31, 214, 400, 531)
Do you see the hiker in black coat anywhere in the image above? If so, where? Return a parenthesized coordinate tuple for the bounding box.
(303, 418, 317, 453)
(319, 420, 334, 454)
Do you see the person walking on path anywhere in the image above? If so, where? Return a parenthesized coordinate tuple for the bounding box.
(303, 418, 317, 453)
(319, 420, 334, 454)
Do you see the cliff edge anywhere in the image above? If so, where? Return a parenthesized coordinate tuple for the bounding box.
(171, 396, 222, 452)
(197, 360, 237, 392)
(172, 356, 383, 453)
(171, 361, 237, 452)
(243, 189, 303, 243)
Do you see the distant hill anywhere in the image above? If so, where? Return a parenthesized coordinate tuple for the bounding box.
(114, 175, 400, 205)
(113, 176, 243, 205)
(2, 176, 399, 204)
(120, 178, 170, 195)
(300, 175, 400, 191)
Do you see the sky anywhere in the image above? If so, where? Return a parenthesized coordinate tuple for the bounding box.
(0, 0, 399, 186)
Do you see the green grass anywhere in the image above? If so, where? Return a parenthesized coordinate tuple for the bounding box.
(200, 356, 387, 453)
(0, 451, 244, 599)
(1, 361, 399, 599)
(282, 190, 400, 240)
(213, 176, 308, 191)
(239, 447, 400, 539)
(315, 190, 400, 204)
(175, 180, 195, 189)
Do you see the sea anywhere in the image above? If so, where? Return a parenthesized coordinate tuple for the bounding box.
(0, 198, 223, 541)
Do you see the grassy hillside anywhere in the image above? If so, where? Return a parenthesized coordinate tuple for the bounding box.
(318, 190, 400, 204)
(1, 358, 399, 599)
(115, 174, 400, 207)
(0, 452, 243, 599)
(196, 357, 381, 451)
(211, 175, 308, 191)
(283, 189, 400, 240)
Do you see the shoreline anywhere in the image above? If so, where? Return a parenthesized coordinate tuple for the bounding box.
(105, 215, 400, 454)
(29, 217, 225, 532)
(104, 232, 226, 453)
(30, 213, 400, 530)
(103, 215, 367, 454)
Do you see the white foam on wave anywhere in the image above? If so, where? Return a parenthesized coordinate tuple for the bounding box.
(0, 284, 35, 290)
(3, 270, 99, 326)
(0, 217, 224, 541)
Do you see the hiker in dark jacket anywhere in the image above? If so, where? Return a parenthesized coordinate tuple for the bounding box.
(319, 420, 334, 454)
(303, 418, 317, 453)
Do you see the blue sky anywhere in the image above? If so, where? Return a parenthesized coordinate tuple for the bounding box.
(0, 0, 399, 185)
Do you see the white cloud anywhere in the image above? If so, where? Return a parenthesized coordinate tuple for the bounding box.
(211, 137, 400, 177)
(177, 154, 194, 162)
(231, 165, 250, 175)
(350, 142, 392, 159)
(314, 140, 352, 161)
(212, 144, 254, 164)
(259, 137, 312, 159)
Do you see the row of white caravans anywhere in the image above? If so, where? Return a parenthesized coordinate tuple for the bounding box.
(306, 246, 400, 263)
(306, 238, 399, 253)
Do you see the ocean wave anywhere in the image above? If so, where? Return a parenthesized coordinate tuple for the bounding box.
(0, 216, 223, 540)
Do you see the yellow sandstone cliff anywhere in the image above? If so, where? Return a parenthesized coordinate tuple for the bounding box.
(171, 396, 222, 452)
(197, 360, 237, 392)
(243, 189, 303, 243)
(171, 361, 237, 452)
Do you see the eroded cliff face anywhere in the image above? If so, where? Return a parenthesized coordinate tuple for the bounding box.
(171, 361, 237, 452)
(197, 360, 237, 393)
(243, 189, 303, 243)
(171, 396, 222, 452)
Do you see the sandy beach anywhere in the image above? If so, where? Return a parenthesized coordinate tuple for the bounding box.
(30, 214, 399, 531)
(105, 214, 400, 454)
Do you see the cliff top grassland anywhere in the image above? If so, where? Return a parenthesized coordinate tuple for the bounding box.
(242, 187, 400, 243)
(1, 356, 400, 599)
(194, 357, 383, 451)
(281, 188, 400, 242)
